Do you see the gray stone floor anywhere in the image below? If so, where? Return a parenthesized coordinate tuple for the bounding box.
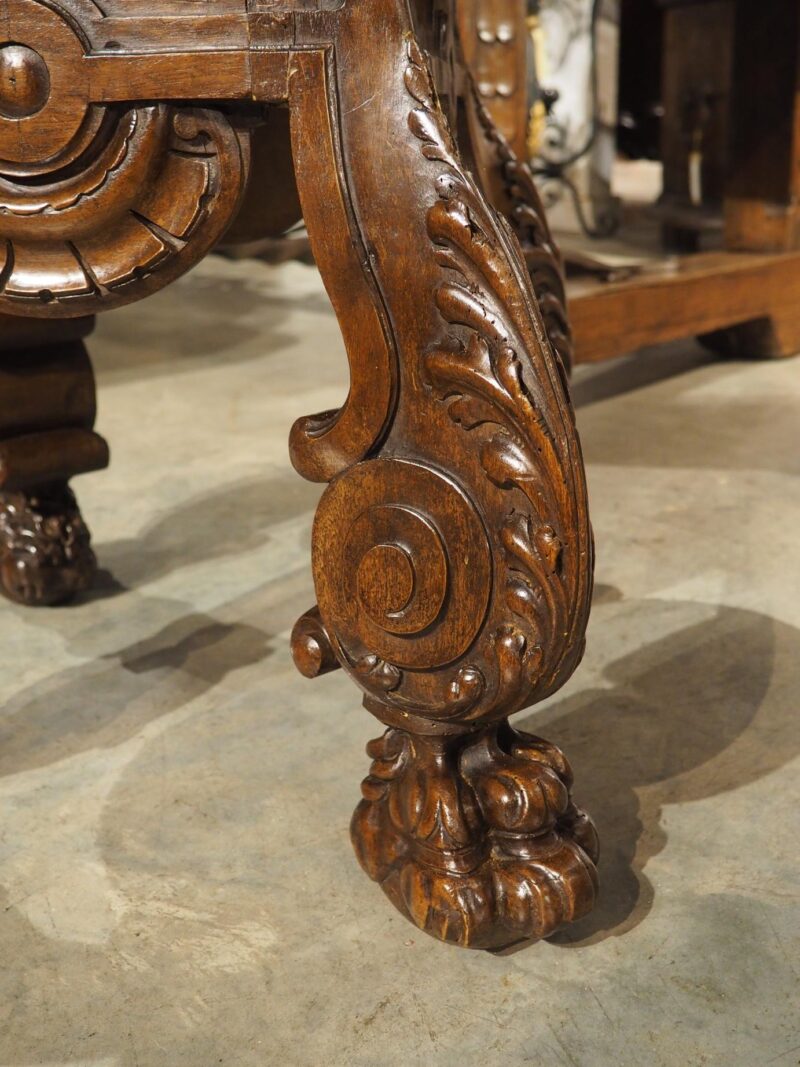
(0, 257, 798, 1067)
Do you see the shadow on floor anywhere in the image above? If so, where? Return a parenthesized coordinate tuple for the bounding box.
(571, 339, 718, 409)
(0, 610, 273, 778)
(0, 593, 796, 1062)
(573, 346, 800, 475)
(514, 597, 800, 947)
(90, 473, 321, 594)
(92, 268, 320, 383)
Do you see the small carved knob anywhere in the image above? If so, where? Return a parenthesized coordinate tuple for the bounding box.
(0, 45, 50, 119)
(292, 606, 341, 679)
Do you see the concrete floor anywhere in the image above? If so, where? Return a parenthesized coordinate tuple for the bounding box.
(0, 256, 798, 1067)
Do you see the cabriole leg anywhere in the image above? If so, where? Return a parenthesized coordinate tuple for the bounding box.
(288, 2, 598, 950)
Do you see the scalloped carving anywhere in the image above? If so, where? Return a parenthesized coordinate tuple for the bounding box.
(468, 82, 575, 375)
(0, 106, 250, 317)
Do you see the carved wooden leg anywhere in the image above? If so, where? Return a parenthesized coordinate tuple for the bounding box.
(0, 327, 108, 606)
(288, 3, 597, 950)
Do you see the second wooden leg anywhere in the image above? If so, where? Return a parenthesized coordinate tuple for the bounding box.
(0, 324, 108, 606)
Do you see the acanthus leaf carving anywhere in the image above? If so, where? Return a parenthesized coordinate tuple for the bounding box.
(467, 76, 575, 376)
(403, 37, 589, 719)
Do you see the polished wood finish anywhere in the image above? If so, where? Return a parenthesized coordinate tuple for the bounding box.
(0, 0, 596, 948)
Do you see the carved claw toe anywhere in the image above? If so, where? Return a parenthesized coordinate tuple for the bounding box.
(0, 486, 97, 606)
(351, 724, 598, 950)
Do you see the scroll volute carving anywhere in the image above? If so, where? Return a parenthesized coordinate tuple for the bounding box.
(308, 37, 591, 730)
(0, 0, 251, 317)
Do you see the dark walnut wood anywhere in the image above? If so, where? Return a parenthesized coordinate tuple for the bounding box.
(290, 26, 595, 950)
(0, 0, 596, 948)
(0, 482, 97, 606)
(463, 79, 575, 377)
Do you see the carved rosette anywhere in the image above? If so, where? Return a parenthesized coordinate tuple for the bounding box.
(295, 37, 597, 949)
(0, 105, 249, 317)
(0, 2, 250, 316)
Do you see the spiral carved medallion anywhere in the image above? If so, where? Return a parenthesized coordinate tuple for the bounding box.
(312, 458, 492, 678)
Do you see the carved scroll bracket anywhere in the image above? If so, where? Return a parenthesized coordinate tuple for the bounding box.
(287, 48, 398, 482)
(299, 33, 591, 730)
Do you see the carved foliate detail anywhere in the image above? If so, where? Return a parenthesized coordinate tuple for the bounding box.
(0, 484, 96, 605)
(0, 0, 592, 949)
(311, 41, 590, 726)
(469, 81, 575, 375)
(414, 35, 591, 710)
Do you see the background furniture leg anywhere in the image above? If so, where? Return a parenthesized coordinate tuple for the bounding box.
(456, 0, 530, 160)
(705, 0, 800, 359)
